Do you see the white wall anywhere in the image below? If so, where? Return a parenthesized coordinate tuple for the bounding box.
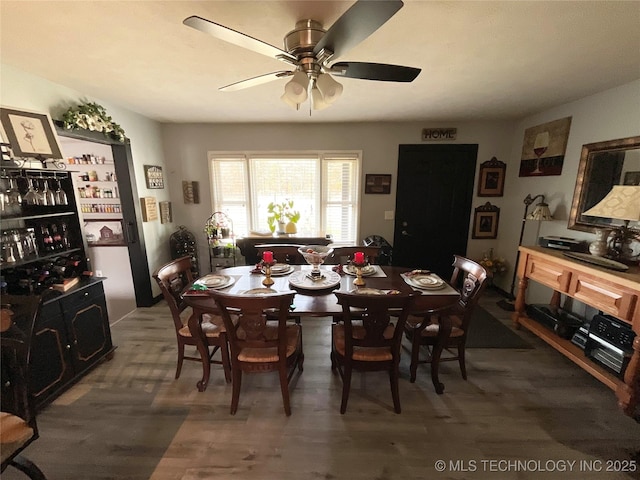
(161, 121, 515, 271)
(1, 64, 171, 307)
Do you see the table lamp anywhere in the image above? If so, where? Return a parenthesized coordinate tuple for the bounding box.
(582, 185, 640, 260)
(498, 193, 553, 311)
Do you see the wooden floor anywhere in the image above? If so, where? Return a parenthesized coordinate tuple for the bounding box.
(5, 290, 640, 480)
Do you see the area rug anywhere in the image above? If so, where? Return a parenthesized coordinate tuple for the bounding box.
(466, 306, 532, 349)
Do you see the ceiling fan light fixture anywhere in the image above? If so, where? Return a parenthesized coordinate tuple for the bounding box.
(311, 87, 329, 110)
(316, 72, 343, 104)
(283, 71, 309, 104)
(280, 92, 300, 110)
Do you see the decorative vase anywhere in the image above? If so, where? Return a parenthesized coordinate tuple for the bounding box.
(285, 221, 297, 234)
(277, 221, 286, 234)
(588, 228, 611, 257)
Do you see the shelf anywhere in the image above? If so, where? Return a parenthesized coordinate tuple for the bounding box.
(80, 198, 121, 203)
(517, 314, 622, 391)
(0, 248, 83, 269)
(3, 211, 76, 222)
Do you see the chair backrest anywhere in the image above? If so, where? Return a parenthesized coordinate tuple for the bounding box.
(448, 255, 489, 330)
(327, 245, 382, 265)
(334, 291, 417, 354)
(255, 244, 305, 264)
(152, 256, 195, 331)
(204, 291, 296, 359)
(1, 295, 42, 467)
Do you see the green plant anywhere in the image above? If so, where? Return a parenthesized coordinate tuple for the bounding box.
(267, 199, 300, 233)
(61, 101, 126, 142)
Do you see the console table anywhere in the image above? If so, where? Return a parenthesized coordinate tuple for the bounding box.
(236, 235, 331, 265)
(513, 246, 640, 417)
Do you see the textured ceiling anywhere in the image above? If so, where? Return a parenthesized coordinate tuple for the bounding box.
(1, 1, 639, 124)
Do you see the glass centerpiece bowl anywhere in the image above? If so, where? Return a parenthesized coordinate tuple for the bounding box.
(298, 245, 334, 277)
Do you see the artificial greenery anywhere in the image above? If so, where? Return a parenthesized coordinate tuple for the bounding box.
(61, 102, 126, 142)
(267, 199, 300, 233)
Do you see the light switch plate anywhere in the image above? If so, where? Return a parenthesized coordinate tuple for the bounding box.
(384, 210, 394, 220)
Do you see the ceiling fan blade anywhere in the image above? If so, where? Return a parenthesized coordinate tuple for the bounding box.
(184, 16, 297, 65)
(219, 71, 293, 92)
(313, 0, 403, 60)
(331, 62, 420, 82)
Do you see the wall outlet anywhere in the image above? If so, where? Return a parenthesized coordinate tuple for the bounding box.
(384, 210, 394, 220)
(95, 270, 103, 277)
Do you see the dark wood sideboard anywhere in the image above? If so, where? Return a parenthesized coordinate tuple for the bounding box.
(236, 235, 331, 265)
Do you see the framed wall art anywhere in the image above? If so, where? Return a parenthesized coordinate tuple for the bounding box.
(519, 116, 572, 177)
(0, 106, 63, 160)
(159, 201, 172, 224)
(140, 196, 158, 222)
(623, 171, 640, 185)
(472, 202, 500, 239)
(364, 174, 392, 194)
(182, 180, 200, 204)
(477, 156, 506, 197)
(84, 219, 126, 247)
(144, 165, 164, 189)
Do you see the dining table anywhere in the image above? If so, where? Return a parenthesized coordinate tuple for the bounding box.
(182, 264, 460, 394)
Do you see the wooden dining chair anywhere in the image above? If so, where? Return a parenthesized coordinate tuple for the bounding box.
(152, 256, 231, 383)
(1, 296, 49, 480)
(403, 255, 488, 382)
(255, 244, 306, 264)
(332, 291, 418, 414)
(326, 245, 381, 265)
(204, 290, 304, 416)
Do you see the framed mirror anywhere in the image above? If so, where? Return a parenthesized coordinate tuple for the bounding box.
(569, 135, 640, 232)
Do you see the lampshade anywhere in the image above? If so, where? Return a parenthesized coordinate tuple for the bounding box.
(282, 71, 309, 105)
(583, 185, 640, 222)
(311, 87, 329, 110)
(315, 73, 343, 104)
(527, 201, 553, 221)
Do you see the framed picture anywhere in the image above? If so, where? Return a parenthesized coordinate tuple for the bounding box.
(140, 196, 158, 222)
(472, 202, 500, 239)
(144, 165, 164, 189)
(159, 201, 172, 224)
(0, 106, 63, 159)
(83, 219, 126, 247)
(365, 174, 392, 194)
(623, 171, 640, 186)
(477, 157, 506, 197)
(182, 180, 200, 204)
(519, 116, 572, 177)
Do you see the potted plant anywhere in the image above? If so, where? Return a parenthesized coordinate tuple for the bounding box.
(267, 199, 300, 234)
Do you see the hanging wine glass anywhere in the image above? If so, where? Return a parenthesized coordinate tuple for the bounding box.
(41, 175, 57, 206)
(5, 176, 23, 216)
(54, 176, 68, 205)
(23, 176, 40, 206)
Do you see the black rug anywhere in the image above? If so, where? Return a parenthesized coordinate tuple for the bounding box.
(466, 306, 532, 349)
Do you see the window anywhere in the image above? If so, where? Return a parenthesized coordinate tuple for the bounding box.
(209, 151, 361, 243)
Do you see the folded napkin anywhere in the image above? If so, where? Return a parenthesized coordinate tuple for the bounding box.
(404, 269, 431, 277)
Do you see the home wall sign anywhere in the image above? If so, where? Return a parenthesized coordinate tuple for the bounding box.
(422, 128, 457, 141)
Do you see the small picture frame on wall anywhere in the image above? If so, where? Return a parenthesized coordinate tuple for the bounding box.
(0, 106, 63, 160)
(144, 165, 164, 189)
(365, 174, 392, 194)
(84, 220, 126, 247)
(159, 201, 172, 224)
(140, 196, 158, 222)
(472, 202, 500, 239)
(477, 157, 506, 197)
(182, 180, 200, 204)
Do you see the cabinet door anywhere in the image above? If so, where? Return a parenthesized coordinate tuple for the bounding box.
(60, 282, 113, 373)
(29, 300, 74, 408)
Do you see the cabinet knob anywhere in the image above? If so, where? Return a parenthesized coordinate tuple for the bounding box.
(66, 344, 71, 350)
(84, 292, 89, 297)
(4, 381, 10, 388)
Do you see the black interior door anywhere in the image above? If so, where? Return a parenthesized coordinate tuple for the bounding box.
(393, 144, 478, 278)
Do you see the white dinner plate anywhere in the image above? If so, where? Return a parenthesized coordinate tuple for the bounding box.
(406, 274, 445, 290)
(241, 288, 279, 295)
(288, 270, 341, 290)
(343, 264, 377, 276)
(349, 287, 385, 295)
(194, 274, 235, 290)
(262, 263, 294, 276)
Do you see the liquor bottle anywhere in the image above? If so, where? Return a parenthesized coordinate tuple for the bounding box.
(40, 225, 55, 253)
(50, 224, 63, 251)
(60, 222, 71, 250)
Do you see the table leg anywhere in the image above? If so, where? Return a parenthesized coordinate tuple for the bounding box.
(187, 311, 210, 392)
(431, 314, 452, 394)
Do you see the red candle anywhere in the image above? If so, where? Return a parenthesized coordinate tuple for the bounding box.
(353, 251, 365, 264)
(262, 251, 274, 263)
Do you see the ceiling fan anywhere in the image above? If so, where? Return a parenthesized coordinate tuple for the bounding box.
(183, 0, 421, 111)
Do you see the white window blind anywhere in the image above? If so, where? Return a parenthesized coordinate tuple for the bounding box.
(208, 151, 360, 243)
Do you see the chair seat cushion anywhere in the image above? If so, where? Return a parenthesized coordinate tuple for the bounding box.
(0, 412, 34, 463)
(332, 324, 395, 361)
(405, 314, 464, 338)
(178, 312, 225, 338)
(238, 324, 301, 363)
